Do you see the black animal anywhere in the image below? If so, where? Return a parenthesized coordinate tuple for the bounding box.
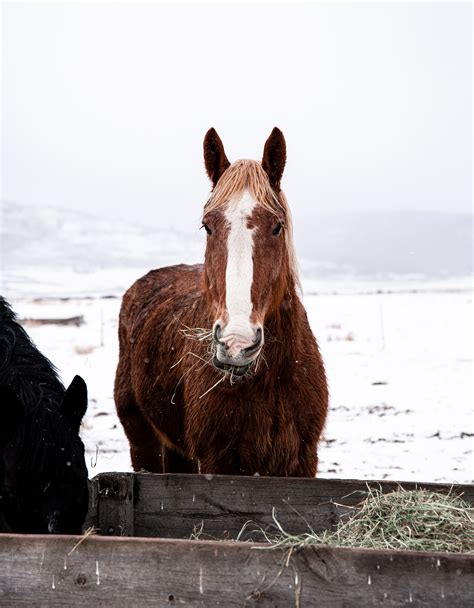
(0, 296, 89, 534)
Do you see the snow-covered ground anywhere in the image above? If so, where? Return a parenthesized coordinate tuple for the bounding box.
(7, 276, 473, 484)
(2, 198, 472, 483)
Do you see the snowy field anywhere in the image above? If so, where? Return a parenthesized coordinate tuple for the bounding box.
(6, 275, 473, 485)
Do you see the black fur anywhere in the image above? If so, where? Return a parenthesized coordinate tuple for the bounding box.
(0, 296, 89, 534)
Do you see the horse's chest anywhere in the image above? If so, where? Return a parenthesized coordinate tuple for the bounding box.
(188, 391, 301, 473)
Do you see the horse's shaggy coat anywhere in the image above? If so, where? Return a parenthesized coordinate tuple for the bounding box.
(115, 128, 328, 476)
(0, 297, 89, 533)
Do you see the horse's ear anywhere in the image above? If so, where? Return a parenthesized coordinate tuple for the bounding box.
(62, 375, 88, 430)
(262, 127, 286, 191)
(0, 386, 23, 441)
(203, 128, 231, 187)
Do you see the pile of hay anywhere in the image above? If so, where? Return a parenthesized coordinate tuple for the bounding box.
(252, 486, 474, 554)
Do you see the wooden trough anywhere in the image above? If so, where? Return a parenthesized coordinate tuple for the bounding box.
(1, 474, 473, 606)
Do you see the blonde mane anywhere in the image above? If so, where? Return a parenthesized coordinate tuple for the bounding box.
(203, 159, 300, 291)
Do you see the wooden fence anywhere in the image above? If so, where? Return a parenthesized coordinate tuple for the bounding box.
(1, 473, 472, 606)
(0, 533, 472, 607)
(85, 472, 474, 539)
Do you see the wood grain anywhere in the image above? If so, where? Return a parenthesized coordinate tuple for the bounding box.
(95, 473, 134, 537)
(0, 533, 472, 607)
(114, 473, 474, 540)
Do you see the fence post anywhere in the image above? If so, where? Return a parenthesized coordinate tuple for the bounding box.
(96, 473, 135, 536)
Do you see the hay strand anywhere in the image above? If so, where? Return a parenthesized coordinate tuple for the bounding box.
(248, 486, 474, 554)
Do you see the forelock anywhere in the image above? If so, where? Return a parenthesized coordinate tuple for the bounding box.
(204, 160, 284, 216)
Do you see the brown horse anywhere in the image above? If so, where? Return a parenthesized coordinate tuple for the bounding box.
(114, 128, 328, 477)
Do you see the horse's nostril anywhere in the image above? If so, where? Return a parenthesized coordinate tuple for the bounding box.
(213, 324, 223, 344)
(241, 329, 263, 355)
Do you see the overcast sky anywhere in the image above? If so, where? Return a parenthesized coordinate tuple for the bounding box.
(2, 2, 472, 234)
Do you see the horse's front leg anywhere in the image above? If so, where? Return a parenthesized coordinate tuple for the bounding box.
(291, 442, 318, 478)
(195, 447, 244, 476)
(115, 391, 165, 473)
(162, 447, 198, 474)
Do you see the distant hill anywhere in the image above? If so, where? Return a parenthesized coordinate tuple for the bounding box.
(1, 201, 204, 270)
(294, 210, 472, 277)
(1, 202, 472, 287)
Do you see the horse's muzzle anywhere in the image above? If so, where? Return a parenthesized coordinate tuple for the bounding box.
(213, 324, 263, 371)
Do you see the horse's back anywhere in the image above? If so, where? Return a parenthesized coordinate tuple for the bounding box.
(117, 263, 205, 388)
(119, 263, 204, 330)
(115, 264, 205, 469)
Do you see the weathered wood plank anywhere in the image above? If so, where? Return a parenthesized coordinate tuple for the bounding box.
(19, 315, 84, 327)
(82, 479, 98, 532)
(95, 473, 134, 537)
(126, 473, 474, 540)
(0, 533, 471, 607)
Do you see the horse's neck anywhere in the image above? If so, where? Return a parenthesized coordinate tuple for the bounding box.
(264, 288, 303, 366)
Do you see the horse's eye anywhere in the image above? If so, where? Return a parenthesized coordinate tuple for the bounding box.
(272, 222, 283, 236)
(202, 223, 212, 236)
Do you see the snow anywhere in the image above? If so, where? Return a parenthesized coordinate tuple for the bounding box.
(7, 277, 473, 484)
(2, 193, 472, 483)
(310, 288, 473, 482)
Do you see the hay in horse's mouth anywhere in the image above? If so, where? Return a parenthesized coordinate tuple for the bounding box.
(212, 356, 251, 377)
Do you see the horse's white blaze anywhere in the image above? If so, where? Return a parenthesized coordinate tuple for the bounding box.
(222, 190, 256, 355)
